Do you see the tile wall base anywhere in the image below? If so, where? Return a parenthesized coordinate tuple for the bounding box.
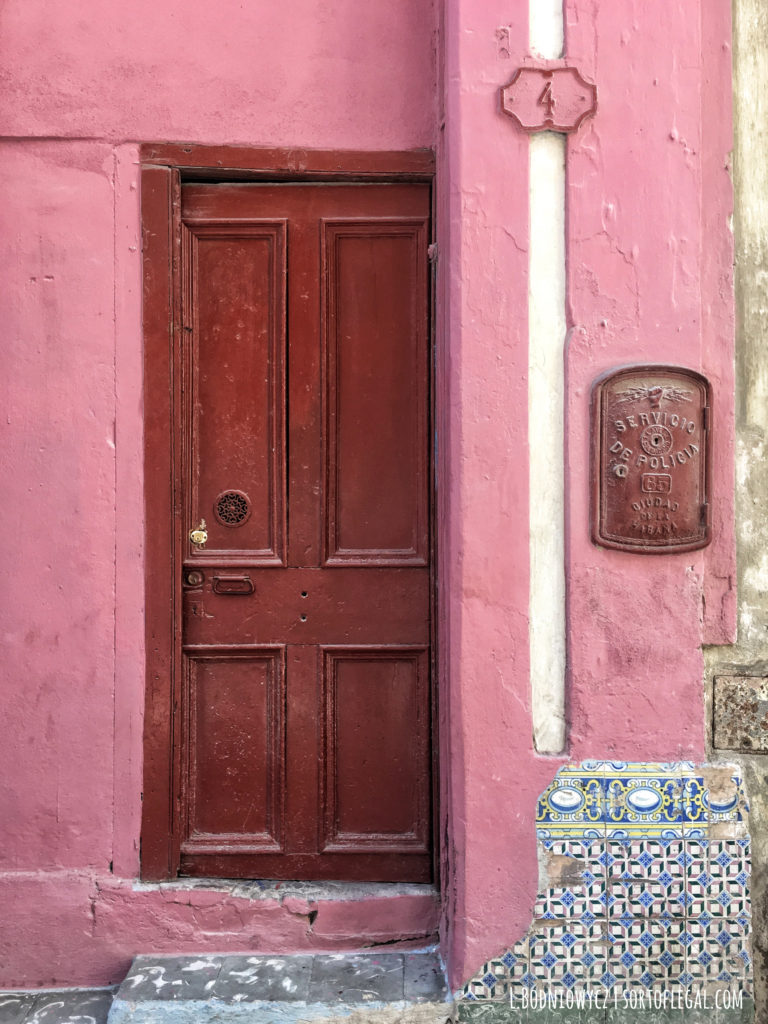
(458, 762, 752, 1021)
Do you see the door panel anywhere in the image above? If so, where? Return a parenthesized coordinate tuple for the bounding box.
(182, 648, 285, 853)
(320, 648, 430, 852)
(177, 183, 432, 882)
(188, 222, 287, 563)
(323, 222, 429, 564)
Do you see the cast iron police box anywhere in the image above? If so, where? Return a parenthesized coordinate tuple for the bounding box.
(591, 365, 712, 553)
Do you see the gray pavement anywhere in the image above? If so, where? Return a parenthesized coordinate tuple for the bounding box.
(0, 989, 115, 1024)
(1, 953, 453, 1024)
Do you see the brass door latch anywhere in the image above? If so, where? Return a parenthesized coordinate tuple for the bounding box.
(189, 519, 208, 548)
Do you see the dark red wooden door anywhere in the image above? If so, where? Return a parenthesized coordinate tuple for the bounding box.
(178, 183, 432, 881)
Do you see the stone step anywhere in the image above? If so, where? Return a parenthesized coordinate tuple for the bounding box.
(107, 952, 453, 1024)
(0, 988, 115, 1024)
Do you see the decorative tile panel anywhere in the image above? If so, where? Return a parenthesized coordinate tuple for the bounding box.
(460, 761, 752, 1014)
(536, 766, 605, 841)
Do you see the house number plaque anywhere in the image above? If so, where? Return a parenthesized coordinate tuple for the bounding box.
(591, 365, 711, 553)
(501, 66, 597, 134)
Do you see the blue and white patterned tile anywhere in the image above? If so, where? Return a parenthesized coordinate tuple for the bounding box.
(609, 838, 686, 880)
(627, 918, 688, 990)
(605, 884, 638, 919)
(683, 836, 709, 864)
(686, 917, 752, 994)
(526, 922, 608, 993)
(542, 839, 589, 859)
(602, 762, 684, 778)
(709, 840, 749, 880)
(683, 837, 711, 919)
(579, 853, 611, 910)
(461, 762, 753, 1010)
(535, 762, 747, 840)
(607, 914, 655, 943)
(534, 886, 604, 921)
(606, 838, 687, 918)
(604, 837, 643, 869)
(739, 836, 751, 865)
(682, 775, 709, 829)
(610, 932, 656, 988)
(528, 764, 753, 999)
(705, 840, 751, 920)
(723, 938, 753, 995)
(462, 942, 529, 1001)
(463, 974, 503, 1001)
(611, 881, 684, 919)
(580, 837, 611, 862)
(462, 977, 493, 1000)
(503, 947, 535, 1007)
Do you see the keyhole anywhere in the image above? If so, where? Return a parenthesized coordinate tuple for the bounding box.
(300, 613, 307, 622)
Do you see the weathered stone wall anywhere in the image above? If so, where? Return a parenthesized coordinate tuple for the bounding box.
(705, 0, 768, 1018)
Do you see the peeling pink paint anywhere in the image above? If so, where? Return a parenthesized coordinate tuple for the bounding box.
(0, 0, 733, 997)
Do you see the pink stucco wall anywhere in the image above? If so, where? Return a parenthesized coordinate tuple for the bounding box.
(0, 0, 436, 148)
(0, 0, 439, 988)
(439, 0, 542, 992)
(0, 0, 733, 995)
(441, 0, 733, 988)
(564, 0, 736, 759)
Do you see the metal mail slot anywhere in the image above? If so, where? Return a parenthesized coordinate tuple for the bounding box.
(212, 575, 255, 595)
(591, 365, 711, 553)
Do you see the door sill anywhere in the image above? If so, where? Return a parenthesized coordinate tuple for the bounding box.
(133, 877, 438, 902)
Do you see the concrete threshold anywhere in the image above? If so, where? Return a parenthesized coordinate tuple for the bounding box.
(131, 878, 437, 903)
(108, 952, 454, 1024)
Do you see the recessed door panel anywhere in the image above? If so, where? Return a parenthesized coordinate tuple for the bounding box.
(182, 648, 284, 853)
(189, 224, 286, 563)
(324, 222, 429, 565)
(174, 182, 433, 882)
(320, 648, 430, 852)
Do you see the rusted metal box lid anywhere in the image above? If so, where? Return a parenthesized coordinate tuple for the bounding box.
(591, 365, 711, 553)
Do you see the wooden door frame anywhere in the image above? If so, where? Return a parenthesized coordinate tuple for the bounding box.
(140, 144, 437, 880)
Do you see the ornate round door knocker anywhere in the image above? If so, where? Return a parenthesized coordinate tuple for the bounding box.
(214, 490, 252, 527)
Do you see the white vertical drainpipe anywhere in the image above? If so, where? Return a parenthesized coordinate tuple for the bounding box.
(529, 0, 567, 754)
